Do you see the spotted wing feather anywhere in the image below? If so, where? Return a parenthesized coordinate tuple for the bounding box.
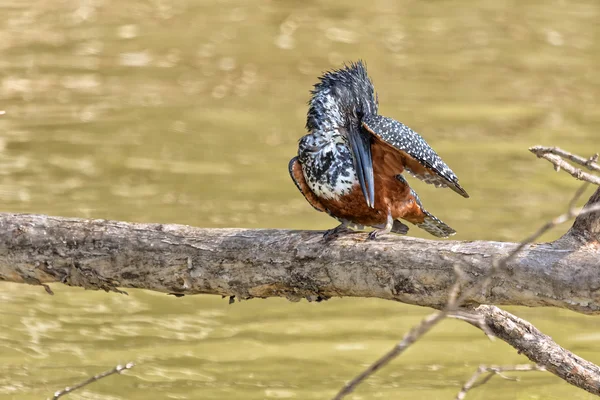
(410, 188, 456, 237)
(362, 115, 469, 198)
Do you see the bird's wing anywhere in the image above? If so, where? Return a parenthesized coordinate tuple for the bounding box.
(288, 157, 327, 212)
(361, 115, 469, 198)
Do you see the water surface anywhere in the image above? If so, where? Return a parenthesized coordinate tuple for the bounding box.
(1, 0, 599, 398)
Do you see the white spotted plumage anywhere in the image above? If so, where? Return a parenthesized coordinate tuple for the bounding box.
(298, 130, 357, 200)
(361, 115, 469, 198)
(290, 61, 467, 238)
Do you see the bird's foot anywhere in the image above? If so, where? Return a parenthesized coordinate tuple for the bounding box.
(368, 212, 394, 240)
(323, 223, 355, 240)
(371, 220, 408, 236)
(368, 229, 386, 240)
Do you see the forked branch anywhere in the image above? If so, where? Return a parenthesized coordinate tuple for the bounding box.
(455, 364, 545, 400)
(333, 146, 600, 398)
(530, 145, 600, 244)
(0, 147, 595, 399)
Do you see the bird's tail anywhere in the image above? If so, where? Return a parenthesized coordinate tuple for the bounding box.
(403, 186, 456, 238)
(415, 210, 456, 238)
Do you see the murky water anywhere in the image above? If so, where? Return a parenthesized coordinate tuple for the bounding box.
(1, 0, 599, 398)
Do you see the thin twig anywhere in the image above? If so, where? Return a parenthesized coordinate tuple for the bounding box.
(451, 183, 598, 315)
(455, 364, 545, 400)
(332, 310, 446, 400)
(448, 158, 597, 311)
(529, 146, 600, 184)
(333, 147, 600, 399)
(467, 305, 600, 396)
(448, 311, 494, 340)
(500, 201, 600, 265)
(567, 182, 590, 210)
(332, 202, 597, 399)
(332, 276, 464, 400)
(530, 146, 600, 172)
(51, 362, 135, 399)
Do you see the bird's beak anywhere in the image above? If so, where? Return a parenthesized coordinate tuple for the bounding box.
(347, 126, 375, 208)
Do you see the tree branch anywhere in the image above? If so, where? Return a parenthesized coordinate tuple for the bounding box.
(529, 146, 600, 246)
(530, 146, 600, 185)
(530, 146, 600, 173)
(468, 306, 600, 396)
(561, 187, 600, 246)
(332, 272, 465, 400)
(51, 362, 135, 399)
(333, 181, 600, 398)
(1, 146, 599, 398)
(455, 364, 545, 400)
(0, 210, 599, 313)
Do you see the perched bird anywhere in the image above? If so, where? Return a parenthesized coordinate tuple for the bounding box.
(289, 61, 468, 239)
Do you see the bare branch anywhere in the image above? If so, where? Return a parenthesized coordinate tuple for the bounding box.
(568, 182, 590, 211)
(332, 310, 447, 400)
(334, 150, 600, 399)
(527, 147, 600, 244)
(530, 146, 600, 173)
(448, 311, 494, 340)
(51, 362, 135, 399)
(1, 146, 598, 400)
(456, 181, 600, 396)
(332, 276, 465, 400)
(560, 187, 600, 246)
(495, 192, 600, 266)
(1, 213, 600, 313)
(469, 306, 600, 396)
(333, 191, 587, 399)
(529, 146, 600, 185)
(455, 364, 545, 400)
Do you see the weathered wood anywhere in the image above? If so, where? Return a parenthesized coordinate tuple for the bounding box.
(1, 188, 599, 398)
(472, 305, 600, 396)
(0, 210, 599, 313)
(560, 187, 600, 246)
(4, 145, 598, 398)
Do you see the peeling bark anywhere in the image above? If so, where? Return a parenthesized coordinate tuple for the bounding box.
(4, 145, 599, 398)
(0, 208, 599, 313)
(472, 306, 600, 396)
(1, 188, 600, 398)
(560, 188, 600, 247)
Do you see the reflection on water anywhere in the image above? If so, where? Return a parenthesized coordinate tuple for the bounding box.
(1, 0, 599, 398)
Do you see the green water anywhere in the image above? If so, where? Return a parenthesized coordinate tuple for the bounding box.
(1, 0, 600, 398)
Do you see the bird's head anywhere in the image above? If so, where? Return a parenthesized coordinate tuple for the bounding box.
(306, 60, 379, 132)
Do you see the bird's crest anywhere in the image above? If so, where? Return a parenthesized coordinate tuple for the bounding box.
(306, 60, 379, 132)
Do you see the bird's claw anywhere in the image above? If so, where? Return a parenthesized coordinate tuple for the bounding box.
(323, 224, 354, 240)
(367, 230, 381, 240)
